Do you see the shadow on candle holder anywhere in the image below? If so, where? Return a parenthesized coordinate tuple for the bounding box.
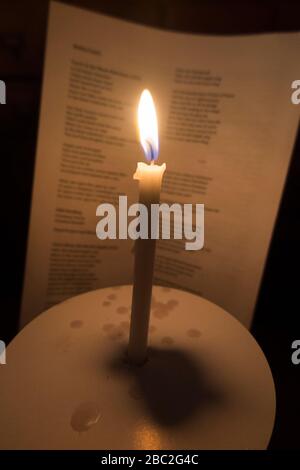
(105, 346, 225, 427)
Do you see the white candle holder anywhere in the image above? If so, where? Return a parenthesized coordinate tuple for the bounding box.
(0, 285, 275, 449)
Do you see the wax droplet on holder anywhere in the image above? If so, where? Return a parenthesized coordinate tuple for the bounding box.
(161, 336, 174, 345)
(167, 299, 178, 308)
(153, 305, 169, 319)
(151, 296, 179, 319)
(187, 328, 202, 338)
(102, 301, 111, 307)
(70, 320, 83, 328)
(109, 328, 125, 341)
(107, 294, 117, 301)
(70, 402, 101, 432)
(116, 306, 129, 315)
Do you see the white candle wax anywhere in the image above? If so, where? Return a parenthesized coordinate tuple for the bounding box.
(128, 161, 166, 364)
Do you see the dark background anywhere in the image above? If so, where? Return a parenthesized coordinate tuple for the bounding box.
(0, 0, 300, 449)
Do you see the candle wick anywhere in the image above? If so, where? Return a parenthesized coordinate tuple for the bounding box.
(146, 140, 155, 162)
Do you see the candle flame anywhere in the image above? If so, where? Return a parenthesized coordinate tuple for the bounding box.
(138, 89, 159, 161)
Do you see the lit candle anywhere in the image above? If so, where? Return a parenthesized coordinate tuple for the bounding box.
(128, 90, 166, 365)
